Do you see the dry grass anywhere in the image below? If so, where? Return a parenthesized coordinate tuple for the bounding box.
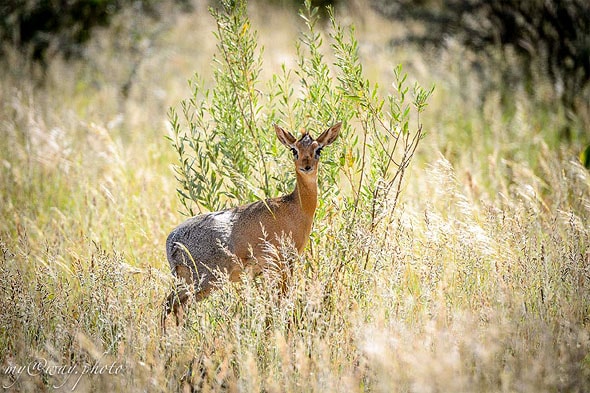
(0, 1, 589, 392)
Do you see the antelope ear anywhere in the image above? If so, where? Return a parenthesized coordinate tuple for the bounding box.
(316, 122, 342, 147)
(274, 124, 297, 147)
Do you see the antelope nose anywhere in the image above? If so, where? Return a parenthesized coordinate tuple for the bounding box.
(304, 165, 312, 171)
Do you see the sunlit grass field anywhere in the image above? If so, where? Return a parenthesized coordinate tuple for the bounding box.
(1, 1, 589, 391)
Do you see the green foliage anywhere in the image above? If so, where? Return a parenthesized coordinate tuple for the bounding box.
(168, 0, 270, 214)
(169, 0, 433, 235)
(330, 15, 433, 228)
(581, 145, 590, 169)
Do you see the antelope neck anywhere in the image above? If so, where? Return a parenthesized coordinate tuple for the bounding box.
(292, 171, 318, 216)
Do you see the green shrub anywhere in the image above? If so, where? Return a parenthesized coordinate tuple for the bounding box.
(168, 0, 434, 218)
(168, 0, 433, 272)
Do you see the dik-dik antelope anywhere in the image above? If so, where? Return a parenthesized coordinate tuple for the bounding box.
(162, 122, 341, 327)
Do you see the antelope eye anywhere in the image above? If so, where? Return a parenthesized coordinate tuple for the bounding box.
(315, 147, 323, 158)
(290, 147, 298, 158)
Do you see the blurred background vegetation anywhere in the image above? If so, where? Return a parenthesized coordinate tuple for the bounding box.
(0, 0, 190, 60)
(2, 0, 588, 140)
